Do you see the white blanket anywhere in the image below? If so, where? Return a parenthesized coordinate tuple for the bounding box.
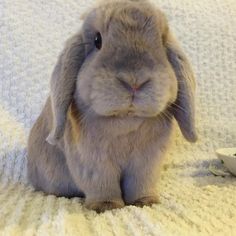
(0, 0, 236, 235)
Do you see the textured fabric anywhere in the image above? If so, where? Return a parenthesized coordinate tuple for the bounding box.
(0, 0, 236, 235)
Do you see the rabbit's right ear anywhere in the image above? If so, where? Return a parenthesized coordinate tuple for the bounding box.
(46, 33, 86, 145)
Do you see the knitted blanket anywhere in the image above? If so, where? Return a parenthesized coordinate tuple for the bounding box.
(0, 0, 236, 235)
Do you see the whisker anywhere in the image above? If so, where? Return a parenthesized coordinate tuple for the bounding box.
(161, 110, 172, 122)
(172, 102, 187, 113)
(142, 16, 153, 29)
(164, 111, 173, 121)
(159, 113, 167, 122)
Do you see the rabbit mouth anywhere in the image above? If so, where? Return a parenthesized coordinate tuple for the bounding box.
(107, 101, 172, 118)
(109, 110, 160, 118)
(108, 106, 160, 118)
(90, 91, 172, 118)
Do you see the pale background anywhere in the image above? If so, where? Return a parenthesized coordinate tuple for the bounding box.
(0, 0, 236, 235)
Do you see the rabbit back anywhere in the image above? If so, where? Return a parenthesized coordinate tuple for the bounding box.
(27, 98, 83, 198)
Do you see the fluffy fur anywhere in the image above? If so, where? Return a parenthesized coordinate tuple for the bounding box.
(27, 0, 197, 213)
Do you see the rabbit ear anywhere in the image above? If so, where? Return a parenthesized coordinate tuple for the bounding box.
(165, 31, 197, 142)
(46, 33, 86, 145)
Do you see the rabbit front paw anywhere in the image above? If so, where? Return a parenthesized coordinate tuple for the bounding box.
(85, 199, 125, 213)
(132, 196, 160, 207)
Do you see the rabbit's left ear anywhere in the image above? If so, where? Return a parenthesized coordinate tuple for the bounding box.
(165, 30, 197, 142)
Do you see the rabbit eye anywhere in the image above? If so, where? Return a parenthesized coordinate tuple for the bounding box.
(94, 32, 102, 50)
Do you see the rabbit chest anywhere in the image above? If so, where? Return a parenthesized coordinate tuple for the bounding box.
(64, 113, 173, 172)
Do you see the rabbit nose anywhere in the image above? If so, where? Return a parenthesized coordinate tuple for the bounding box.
(117, 78, 150, 93)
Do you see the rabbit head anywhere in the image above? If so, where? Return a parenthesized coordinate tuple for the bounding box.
(46, 0, 197, 145)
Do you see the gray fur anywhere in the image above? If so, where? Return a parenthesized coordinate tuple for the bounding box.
(166, 31, 197, 142)
(27, 0, 197, 212)
(46, 33, 85, 145)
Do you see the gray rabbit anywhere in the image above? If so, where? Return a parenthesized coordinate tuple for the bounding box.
(27, 0, 197, 213)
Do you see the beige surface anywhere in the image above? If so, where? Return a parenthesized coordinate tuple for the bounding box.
(0, 0, 236, 235)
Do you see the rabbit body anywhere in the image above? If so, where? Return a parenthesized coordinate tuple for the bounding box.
(28, 97, 173, 211)
(28, 0, 197, 212)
